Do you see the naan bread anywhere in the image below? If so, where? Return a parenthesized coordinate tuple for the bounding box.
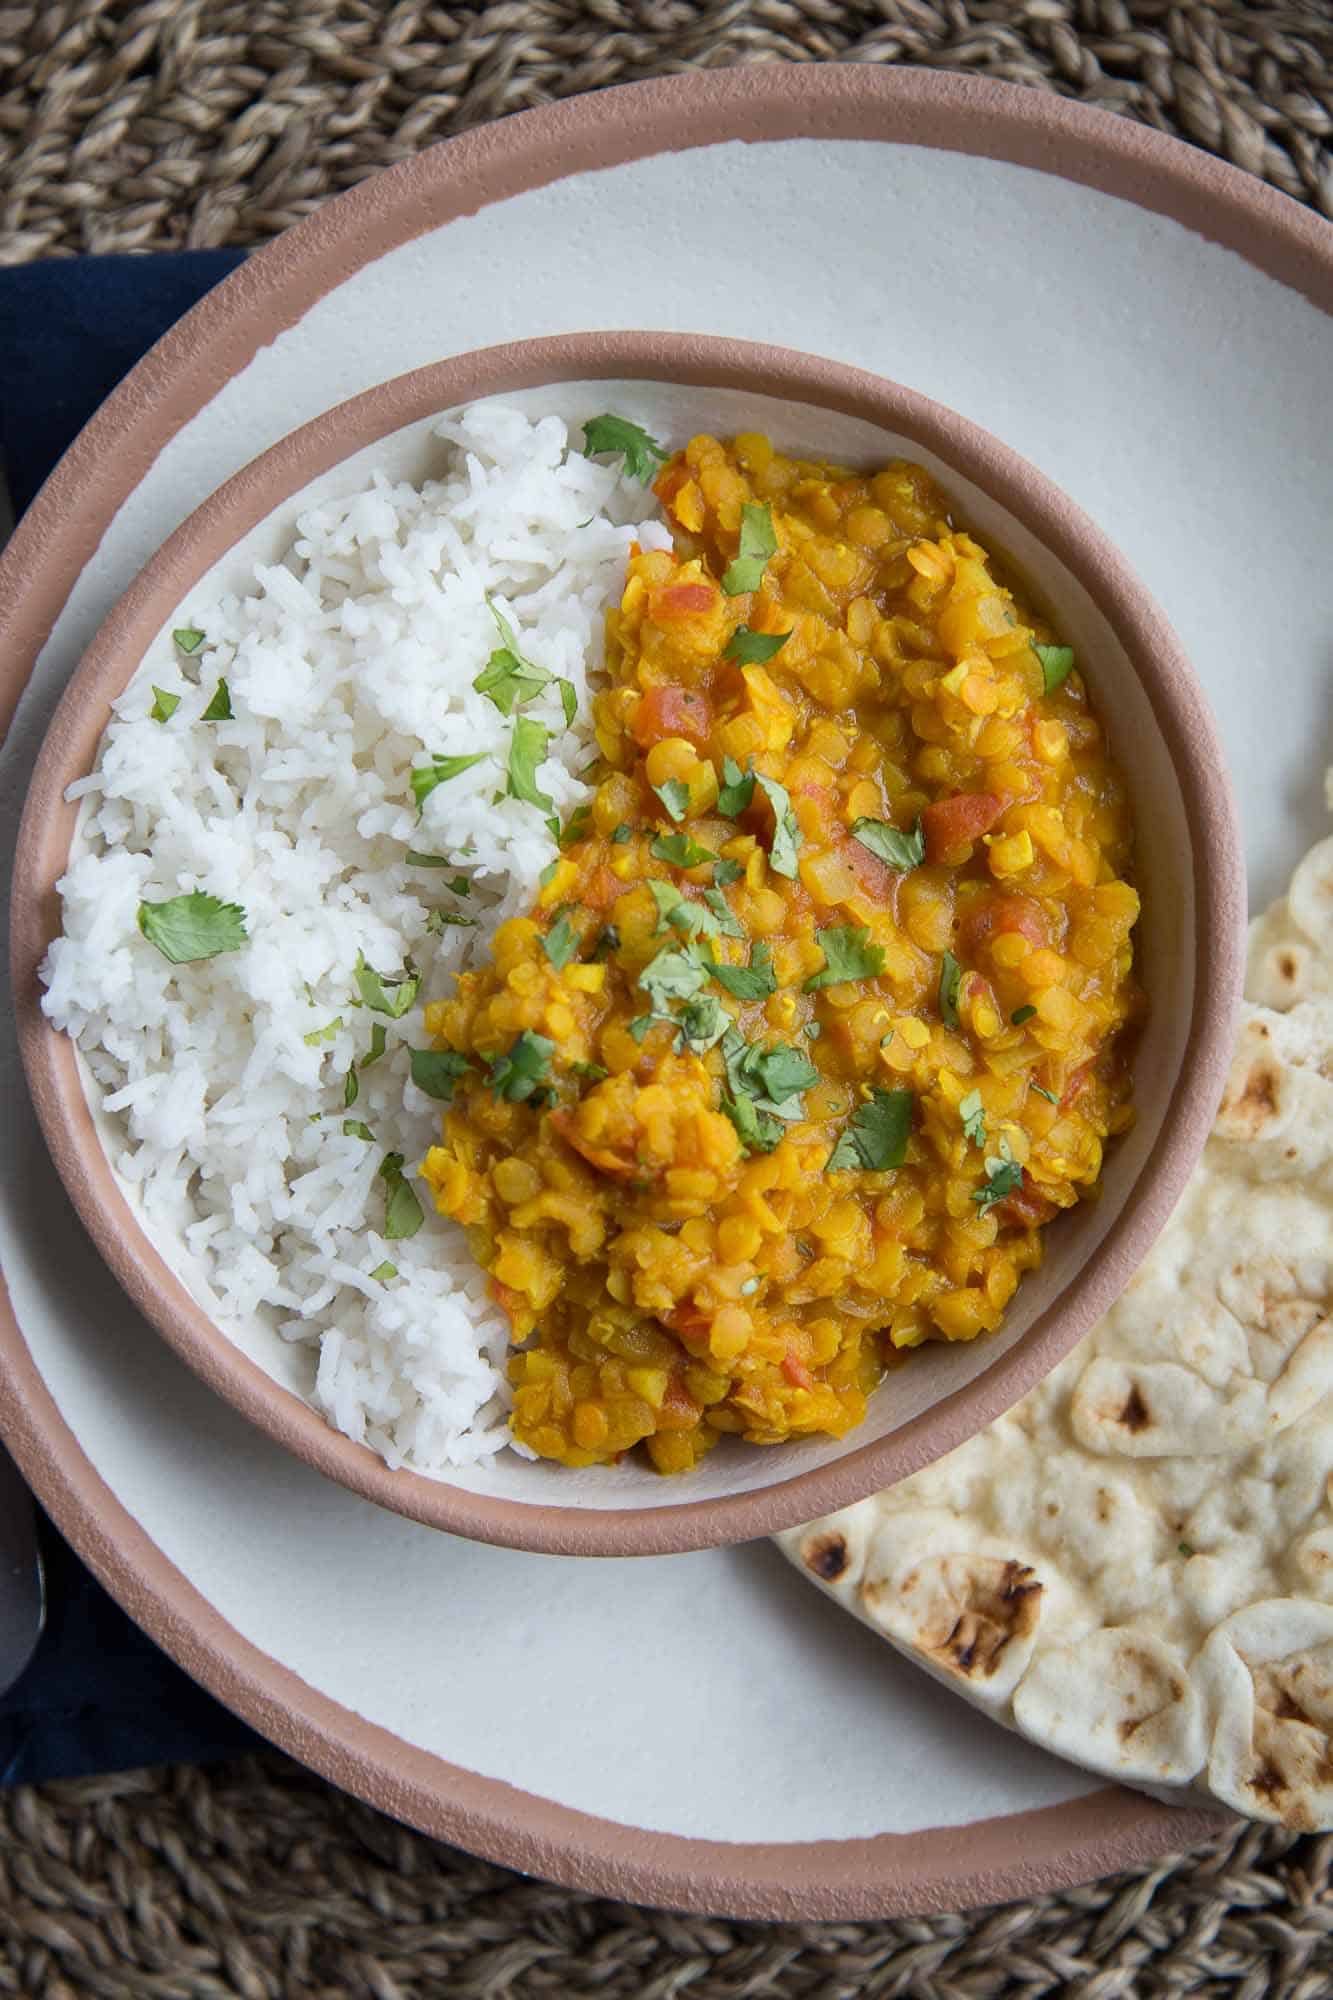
(779, 808, 1333, 1828)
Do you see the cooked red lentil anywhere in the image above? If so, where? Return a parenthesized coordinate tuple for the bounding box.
(421, 432, 1141, 1473)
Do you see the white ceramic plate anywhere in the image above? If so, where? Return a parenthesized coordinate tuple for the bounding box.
(2, 70, 1330, 1917)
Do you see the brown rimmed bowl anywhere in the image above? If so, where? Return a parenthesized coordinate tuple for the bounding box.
(10, 330, 1245, 1557)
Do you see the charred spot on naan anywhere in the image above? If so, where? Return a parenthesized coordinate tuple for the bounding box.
(803, 1530, 851, 1583)
(865, 1555, 1042, 1683)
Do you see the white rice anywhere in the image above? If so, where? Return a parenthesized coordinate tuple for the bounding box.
(41, 403, 672, 1472)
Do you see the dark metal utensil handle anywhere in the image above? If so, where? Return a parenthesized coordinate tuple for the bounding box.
(0, 1445, 45, 1697)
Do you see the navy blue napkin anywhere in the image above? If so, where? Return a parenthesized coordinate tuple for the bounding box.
(1, 249, 262, 1785)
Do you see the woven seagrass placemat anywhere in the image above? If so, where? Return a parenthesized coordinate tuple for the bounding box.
(2, 5, 1332, 1994)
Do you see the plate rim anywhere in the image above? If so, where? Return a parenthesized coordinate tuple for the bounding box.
(0, 64, 1322, 1917)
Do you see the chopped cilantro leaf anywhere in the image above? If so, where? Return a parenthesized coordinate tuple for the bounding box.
(717, 757, 756, 818)
(939, 950, 963, 1027)
(827, 1088, 914, 1172)
(137, 892, 247, 965)
(539, 859, 561, 887)
(707, 940, 776, 1000)
(200, 679, 232, 721)
(426, 909, 479, 932)
(353, 954, 420, 1018)
(652, 777, 691, 823)
(713, 856, 744, 886)
(580, 414, 668, 482)
(570, 1060, 609, 1083)
(724, 625, 792, 664)
(678, 992, 732, 1053)
(474, 646, 548, 715)
(412, 753, 487, 811)
(448, 876, 471, 897)
(702, 887, 745, 938)
(369, 1261, 397, 1282)
(361, 1022, 388, 1069)
(172, 627, 205, 655)
(379, 1152, 425, 1240)
(755, 772, 801, 878)
(803, 1020, 821, 1039)
(303, 1016, 343, 1047)
(506, 716, 554, 813)
(343, 1119, 375, 1141)
(489, 1030, 556, 1104)
(640, 944, 710, 1012)
(149, 686, 180, 724)
(722, 1092, 784, 1155)
(651, 831, 716, 869)
(722, 504, 778, 596)
(410, 1048, 470, 1102)
(804, 924, 885, 991)
(851, 816, 926, 872)
(959, 1089, 986, 1147)
(1034, 643, 1076, 694)
(591, 924, 620, 962)
(405, 851, 451, 868)
(1012, 1004, 1037, 1025)
(559, 802, 592, 849)
(611, 824, 633, 845)
(1031, 1082, 1060, 1106)
(543, 908, 581, 968)
(558, 678, 578, 727)
(972, 1137, 1023, 1214)
(344, 1067, 359, 1108)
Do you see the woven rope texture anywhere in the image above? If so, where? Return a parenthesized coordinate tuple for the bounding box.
(2, 3, 1333, 1995)
(0, 0, 1328, 263)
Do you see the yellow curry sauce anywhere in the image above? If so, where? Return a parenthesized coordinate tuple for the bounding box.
(421, 433, 1141, 1473)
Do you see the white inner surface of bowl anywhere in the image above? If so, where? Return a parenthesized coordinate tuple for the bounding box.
(72, 377, 1194, 1510)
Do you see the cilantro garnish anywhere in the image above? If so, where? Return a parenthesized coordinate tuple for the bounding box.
(707, 940, 776, 1000)
(851, 817, 926, 872)
(379, 1152, 425, 1240)
(702, 888, 745, 938)
(611, 825, 634, 845)
(804, 924, 885, 991)
(647, 880, 715, 940)
(149, 686, 180, 724)
(717, 757, 756, 818)
(343, 1119, 375, 1141)
(973, 1137, 1023, 1214)
(639, 945, 710, 1012)
(713, 856, 744, 886)
(506, 716, 553, 813)
(938, 950, 963, 1027)
(1033, 643, 1076, 694)
(559, 803, 592, 849)
(344, 1067, 359, 1108)
(200, 679, 232, 722)
(369, 1261, 397, 1282)
(652, 777, 690, 823)
(651, 831, 716, 869)
(474, 597, 551, 716)
(722, 504, 778, 596)
(724, 626, 792, 664)
(559, 679, 578, 727)
(590, 924, 620, 961)
(677, 992, 732, 1053)
(581, 414, 668, 482)
(755, 772, 801, 877)
(570, 1060, 609, 1083)
(172, 627, 205, 655)
(361, 1022, 388, 1069)
(137, 892, 248, 965)
(827, 1088, 914, 1172)
(411, 753, 487, 811)
(1011, 1003, 1037, 1026)
(489, 1030, 556, 1104)
(722, 1092, 784, 1155)
(302, 1016, 343, 1047)
(720, 1028, 816, 1134)
(353, 953, 420, 1018)
(410, 1048, 470, 1102)
(543, 909, 581, 968)
(426, 909, 479, 932)
(406, 851, 452, 869)
(959, 1089, 986, 1147)
(1031, 1082, 1060, 1106)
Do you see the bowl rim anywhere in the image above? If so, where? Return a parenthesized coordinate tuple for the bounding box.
(10, 327, 1246, 1556)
